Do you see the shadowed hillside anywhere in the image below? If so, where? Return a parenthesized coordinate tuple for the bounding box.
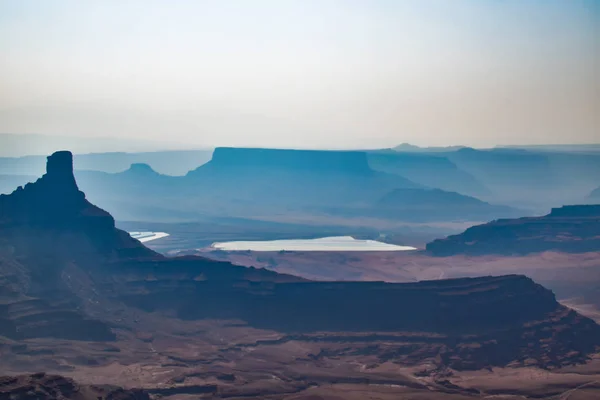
(0, 151, 599, 373)
(374, 188, 518, 221)
(0, 373, 151, 400)
(368, 151, 489, 196)
(443, 148, 600, 208)
(426, 205, 600, 256)
(67, 147, 519, 224)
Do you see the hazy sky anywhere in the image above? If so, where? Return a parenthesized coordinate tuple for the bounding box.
(1, 0, 598, 149)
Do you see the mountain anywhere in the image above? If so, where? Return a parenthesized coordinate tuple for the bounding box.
(69, 147, 520, 224)
(374, 188, 519, 221)
(184, 147, 420, 208)
(73, 164, 194, 221)
(368, 151, 489, 196)
(376, 146, 600, 215)
(0, 151, 155, 341)
(0, 151, 599, 375)
(426, 205, 600, 256)
(382, 147, 600, 211)
(2, 151, 600, 397)
(71, 147, 425, 222)
(589, 186, 600, 200)
(443, 148, 600, 209)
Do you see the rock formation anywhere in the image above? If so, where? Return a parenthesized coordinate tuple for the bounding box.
(426, 205, 600, 256)
(0, 151, 599, 372)
(195, 147, 375, 174)
(0, 373, 150, 400)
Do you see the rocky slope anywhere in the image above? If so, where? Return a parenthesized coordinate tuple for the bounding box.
(1, 152, 600, 381)
(181, 147, 422, 209)
(0, 373, 150, 399)
(67, 147, 521, 224)
(426, 205, 600, 256)
(374, 188, 518, 221)
(368, 151, 489, 196)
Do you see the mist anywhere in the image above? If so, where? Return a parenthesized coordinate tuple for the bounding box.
(1, 0, 599, 149)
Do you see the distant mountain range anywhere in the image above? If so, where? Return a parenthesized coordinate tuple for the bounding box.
(426, 204, 600, 256)
(394, 142, 600, 153)
(68, 147, 518, 223)
(2, 144, 599, 221)
(368, 150, 489, 196)
(375, 188, 514, 221)
(1, 151, 598, 377)
(393, 147, 600, 210)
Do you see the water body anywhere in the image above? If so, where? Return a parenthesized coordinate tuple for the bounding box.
(129, 231, 170, 243)
(211, 236, 416, 252)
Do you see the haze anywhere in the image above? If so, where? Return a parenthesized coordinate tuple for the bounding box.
(1, 0, 598, 149)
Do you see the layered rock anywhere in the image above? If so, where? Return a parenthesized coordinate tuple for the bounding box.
(0, 151, 154, 257)
(368, 151, 489, 196)
(0, 373, 150, 400)
(0, 152, 599, 371)
(426, 205, 600, 256)
(373, 188, 518, 221)
(199, 147, 374, 174)
(0, 152, 155, 341)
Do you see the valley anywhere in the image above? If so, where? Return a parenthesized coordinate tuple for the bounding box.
(2, 2, 599, 397)
(1, 150, 600, 399)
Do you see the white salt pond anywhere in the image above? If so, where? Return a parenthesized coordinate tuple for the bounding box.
(129, 231, 170, 243)
(211, 236, 416, 252)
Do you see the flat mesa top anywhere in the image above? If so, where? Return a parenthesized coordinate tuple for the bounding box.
(211, 236, 417, 252)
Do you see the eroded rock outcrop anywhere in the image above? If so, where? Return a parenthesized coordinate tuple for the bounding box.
(0, 373, 150, 400)
(198, 147, 374, 174)
(0, 151, 154, 258)
(0, 152, 154, 341)
(426, 205, 600, 256)
(0, 151, 599, 370)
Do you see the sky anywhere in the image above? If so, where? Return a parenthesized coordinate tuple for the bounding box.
(0, 0, 598, 149)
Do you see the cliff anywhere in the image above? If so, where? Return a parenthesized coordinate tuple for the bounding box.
(197, 147, 374, 174)
(0, 152, 599, 372)
(0, 151, 153, 257)
(426, 205, 600, 256)
(180, 147, 422, 213)
(62, 147, 520, 224)
(368, 151, 489, 196)
(0, 373, 150, 400)
(0, 151, 108, 227)
(368, 188, 519, 222)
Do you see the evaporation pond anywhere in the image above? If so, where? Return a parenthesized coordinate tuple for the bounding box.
(211, 236, 416, 252)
